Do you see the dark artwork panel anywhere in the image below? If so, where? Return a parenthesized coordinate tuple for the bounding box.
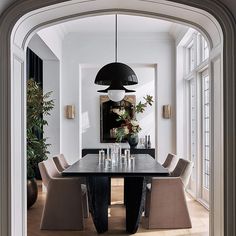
(100, 95, 136, 143)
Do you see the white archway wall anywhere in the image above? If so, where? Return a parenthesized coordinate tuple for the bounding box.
(11, 0, 223, 165)
(8, 1, 224, 236)
(14, 0, 222, 50)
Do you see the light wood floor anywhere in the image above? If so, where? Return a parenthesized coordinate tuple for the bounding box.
(28, 179, 209, 236)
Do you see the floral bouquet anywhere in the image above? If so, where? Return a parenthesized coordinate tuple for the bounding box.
(112, 95, 154, 142)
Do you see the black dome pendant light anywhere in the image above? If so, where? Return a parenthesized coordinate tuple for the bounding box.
(94, 14, 138, 102)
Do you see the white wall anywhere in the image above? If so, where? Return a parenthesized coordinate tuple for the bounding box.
(37, 26, 63, 60)
(28, 34, 61, 159)
(43, 61, 60, 157)
(61, 32, 176, 163)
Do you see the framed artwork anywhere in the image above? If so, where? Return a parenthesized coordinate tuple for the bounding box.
(100, 95, 136, 143)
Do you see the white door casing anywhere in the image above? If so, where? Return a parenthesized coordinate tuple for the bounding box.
(1, 0, 235, 236)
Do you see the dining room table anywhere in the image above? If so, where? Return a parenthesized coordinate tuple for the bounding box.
(62, 153, 169, 234)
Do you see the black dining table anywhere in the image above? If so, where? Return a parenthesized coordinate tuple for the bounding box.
(62, 154, 169, 234)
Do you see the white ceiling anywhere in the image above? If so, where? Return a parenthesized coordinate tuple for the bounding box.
(41, 14, 185, 37)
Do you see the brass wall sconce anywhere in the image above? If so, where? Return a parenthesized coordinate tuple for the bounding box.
(65, 105, 75, 119)
(163, 105, 171, 119)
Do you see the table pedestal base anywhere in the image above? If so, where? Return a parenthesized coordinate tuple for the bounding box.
(86, 176, 109, 233)
(87, 176, 145, 234)
(125, 177, 145, 234)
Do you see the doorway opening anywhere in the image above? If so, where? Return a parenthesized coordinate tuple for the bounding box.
(0, 1, 228, 236)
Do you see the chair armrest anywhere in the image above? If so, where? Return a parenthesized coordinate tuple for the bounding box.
(47, 177, 83, 193)
(150, 176, 184, 188)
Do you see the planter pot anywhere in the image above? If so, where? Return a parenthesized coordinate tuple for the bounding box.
(127, 134, 139, 149)
(27, 178, 38, 209)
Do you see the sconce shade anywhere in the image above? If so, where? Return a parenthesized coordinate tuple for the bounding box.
(66, 105, 75, 119)
(94, 62, 138, 86)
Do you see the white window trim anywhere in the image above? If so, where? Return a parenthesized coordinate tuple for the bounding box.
(201, 69, 210, 202)
(183, 30, 210, 209)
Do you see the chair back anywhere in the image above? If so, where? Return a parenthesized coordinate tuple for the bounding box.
(38, 159, 61, 188)
(53, 154, 69, 172)
(162, 153, 179, 172)
(170, 158, 194, 188)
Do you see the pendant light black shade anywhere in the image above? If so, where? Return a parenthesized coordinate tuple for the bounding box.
(94, 15, 138, 102)
(94, 62, 138, 86)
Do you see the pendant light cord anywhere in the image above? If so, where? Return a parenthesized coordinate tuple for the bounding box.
(115, 14, 118, 62)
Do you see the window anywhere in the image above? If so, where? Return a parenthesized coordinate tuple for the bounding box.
(202, 37, 209, 61)
(202, 70, 210, 195)
(186, 40, 195, 73)
(184, 32, 211, 206)
(190, 79, 197, 182)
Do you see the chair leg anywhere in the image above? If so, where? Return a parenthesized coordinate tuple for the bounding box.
(82, 192, 89, 218)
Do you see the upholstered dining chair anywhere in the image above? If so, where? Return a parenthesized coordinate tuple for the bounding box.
(53, 154, 87, 187)
(162, 153, 179, 172)
(38, 159, 89, 230)
(143, 158, 194, 229)
(52, 154, 70, 172)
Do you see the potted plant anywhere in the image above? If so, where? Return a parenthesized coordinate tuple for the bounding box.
(27, 79, 54, 208)
(113, 95, 154, 148)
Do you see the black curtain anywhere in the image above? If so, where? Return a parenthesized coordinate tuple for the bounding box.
(26, 48, 43, 140)
(26, 48, 43, 86)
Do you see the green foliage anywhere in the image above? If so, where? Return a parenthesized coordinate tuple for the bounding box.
(27, 79, 54, 179)
(115, 127, 126, 142)
(135, 95, 154, 113)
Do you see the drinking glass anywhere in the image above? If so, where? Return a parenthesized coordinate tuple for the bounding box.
(98, 150, 105, 165)
(139, 138, 145, 148)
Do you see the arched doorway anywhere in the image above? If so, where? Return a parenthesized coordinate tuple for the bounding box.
(0, 1, 235, 236)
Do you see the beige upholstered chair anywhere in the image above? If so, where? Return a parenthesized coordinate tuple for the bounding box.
(170, 158, 194, 188)
(52, 154, 70, 172)
(162, 153, 179, 172)
(38, 159, 88, 230)
(53, 154, 87, 186)
(143, 158, 193, 229)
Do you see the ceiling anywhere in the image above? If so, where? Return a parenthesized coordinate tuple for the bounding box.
(39, 14, 186, 38)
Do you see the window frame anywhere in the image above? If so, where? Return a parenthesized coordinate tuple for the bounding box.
(183, 31, 210, 208)
(201, 68, 210, 203)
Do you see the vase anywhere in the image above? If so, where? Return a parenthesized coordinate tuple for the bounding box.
(27, 178, 38, 209)
(127, 134, 139, 148)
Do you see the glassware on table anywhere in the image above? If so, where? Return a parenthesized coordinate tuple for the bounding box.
(124, 149, 130, 158)
(111, 143, 120, 166)
(127, 155, 135, 169)
(139, 138, 145, 148)
(98, 150, 105, 165)
(104, 158, 111, 169)
(124, 149, 130, 165)
(130, 155, 135, 166)
(120, 155, 127, 166)
(107, 145, 111, 159)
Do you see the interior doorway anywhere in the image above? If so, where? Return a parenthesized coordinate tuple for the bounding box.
(0, 1, 229, 236)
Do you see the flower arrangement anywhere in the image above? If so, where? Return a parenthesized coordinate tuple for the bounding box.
(113, 95, 154, 142)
